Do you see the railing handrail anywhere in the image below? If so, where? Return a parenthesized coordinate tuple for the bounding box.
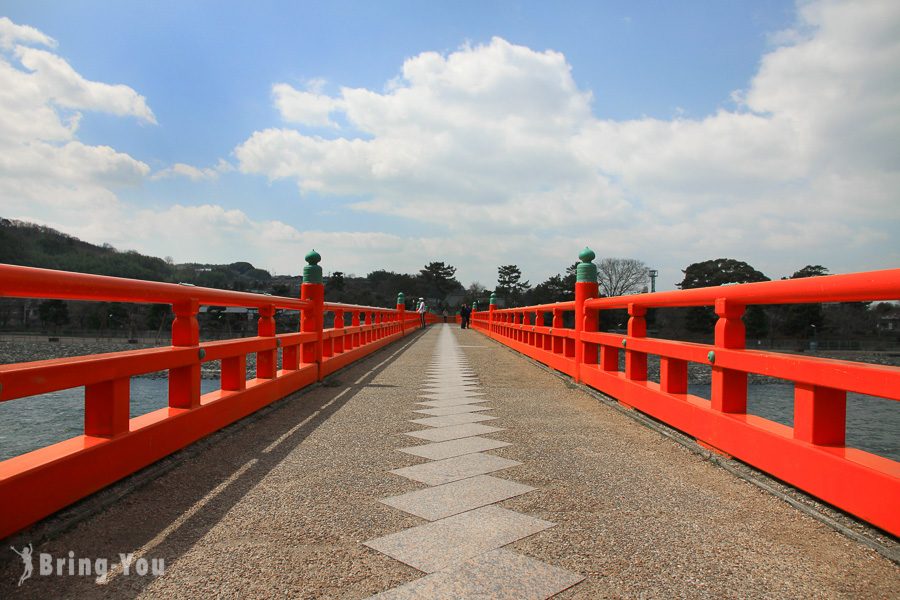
(584, 268, 900, 310)
(492, 300, 576, 313)
(0, 263, 312, 310)
(323, 301, 401, 313)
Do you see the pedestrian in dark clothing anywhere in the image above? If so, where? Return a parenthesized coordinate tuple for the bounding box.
(460, 303, 471, 329)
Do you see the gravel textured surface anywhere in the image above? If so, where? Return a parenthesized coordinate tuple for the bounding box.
(452, 328, 898, 598)
(0, 330, 435, 599)
(0, 325, 897, 598)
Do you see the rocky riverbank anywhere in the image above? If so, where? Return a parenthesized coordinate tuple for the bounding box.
(0, 338, 896, 384)
(0, 339, 260, 380)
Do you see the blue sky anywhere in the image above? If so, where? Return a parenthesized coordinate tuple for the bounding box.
(0, 1, 897, 290)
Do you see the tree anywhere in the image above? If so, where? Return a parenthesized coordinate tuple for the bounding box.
(327, 271, 345, 292)
(597, 258, 649, 297)
(562, 263, 578, 290)
(779, 265, 828, 337)
(418, 262, 460, 299)
(38, 299, 69, 333)
(677, 258, 769, 290)
(495, 265, 531, 305)
(465, 282, 488, 306)
(530, 274, 572, 304)
(677, 258, 770, 335)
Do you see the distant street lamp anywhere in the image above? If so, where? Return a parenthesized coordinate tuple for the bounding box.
(648, 269, 658, 293)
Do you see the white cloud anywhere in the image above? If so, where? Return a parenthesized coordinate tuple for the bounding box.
(151, 159, 234, 181)
(273, 81, 342, 127)
(15, 46, 155, 123)
(234, 3, 900, 288)
(0, 16, 56, 50)
(0, 18, 154, 233)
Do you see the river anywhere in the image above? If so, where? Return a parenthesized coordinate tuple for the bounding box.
(0, 380, 896, 462)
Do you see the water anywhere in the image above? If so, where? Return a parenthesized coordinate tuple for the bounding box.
(687, 383, 900, 461)
(0, 380, 897, 463)
(0, 378, 220, 461)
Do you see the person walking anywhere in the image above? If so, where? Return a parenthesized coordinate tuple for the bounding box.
(416, 297, 426, 328)
(460, 303, 471, 329)
(442, 308, 449, 323)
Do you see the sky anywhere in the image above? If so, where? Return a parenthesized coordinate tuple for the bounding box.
(0, 0, 897, 291)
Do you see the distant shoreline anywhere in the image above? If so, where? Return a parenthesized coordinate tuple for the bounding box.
(1, 338, 896, 385)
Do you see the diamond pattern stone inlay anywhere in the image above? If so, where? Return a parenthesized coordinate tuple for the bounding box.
(365, 324, 582, 597)
(380, 475, 535, 520)
(389, 453, 521, 485)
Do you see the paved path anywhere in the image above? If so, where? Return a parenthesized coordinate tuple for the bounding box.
(364, 325, 583, 598)
(1, 324, 897, 598)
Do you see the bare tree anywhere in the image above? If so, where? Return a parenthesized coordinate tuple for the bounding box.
(598, 258, 649, 297)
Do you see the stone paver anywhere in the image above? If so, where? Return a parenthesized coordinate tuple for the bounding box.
(399, 436, 512, 460)
(402, 423, 505, 442)
(363, 506, 554, 573)
(413, 404, 493, 416)
(380, 475, 535, 520)
(368, 549, 584, 600)
(389, 453, 522, 486)
(416, 398, 489, 408)
(409, 413, 497, 427)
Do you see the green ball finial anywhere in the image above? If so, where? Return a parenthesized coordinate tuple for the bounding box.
(305, 249, 321, 265)
(489, 291, 497, 305)
(576, 246, 598, 283)
(303, 249, 323, 284)
(397, 291, 405, 304)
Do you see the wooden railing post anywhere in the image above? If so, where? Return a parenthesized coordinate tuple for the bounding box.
(488, 292, 497, 337)
(397, 292, 406, 335)
(301, 250, 325, 380)
(351, 310, 361, 347)
(333, 309, 345, 353)
(169, 298, 200, 408)
(552, 308, 563, 354)
(625, 303, 647, 381)
(256, 304, 277, 379)
(711, 298, 746, 413)
(574, 247, 599, 383)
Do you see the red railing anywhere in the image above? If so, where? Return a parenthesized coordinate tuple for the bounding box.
(0, 258, 437, 538)
(471, 257, 900, 536)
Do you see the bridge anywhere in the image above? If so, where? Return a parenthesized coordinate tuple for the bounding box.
(0, 250, 897, 597)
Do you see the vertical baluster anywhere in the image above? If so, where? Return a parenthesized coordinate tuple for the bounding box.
(552, 309, 563, 354)
(574, 248, 599, 382)
(333, 309, 345, 353)
(301, 250, 324, 378)
(625, 303, 647, 381)
(711, 298, 747, 413)
(169, 299, 200, 408)
(257, 304, 276, 379)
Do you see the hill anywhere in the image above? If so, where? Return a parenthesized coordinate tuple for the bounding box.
(0, 218, 274, 291)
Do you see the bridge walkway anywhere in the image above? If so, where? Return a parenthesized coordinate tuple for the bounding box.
(1, 324, 897, 598)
